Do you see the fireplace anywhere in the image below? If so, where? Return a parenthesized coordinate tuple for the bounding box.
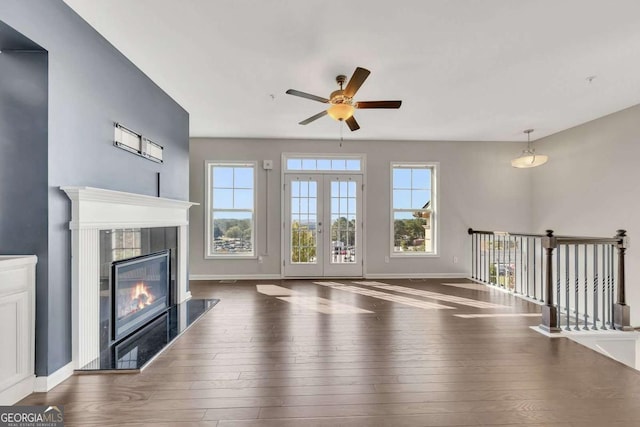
(111, 250, 170, 342)
(62, 186, 196, 369)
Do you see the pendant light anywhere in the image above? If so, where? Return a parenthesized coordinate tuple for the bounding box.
(511, 129, 548, 168)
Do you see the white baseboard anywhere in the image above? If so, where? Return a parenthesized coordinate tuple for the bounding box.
(364, 273, 468, 279)
(191, 273, 470, 281)
(0, 375, 34, 405)
(34, 361, 74, 392)
(190, 274, 282, 281)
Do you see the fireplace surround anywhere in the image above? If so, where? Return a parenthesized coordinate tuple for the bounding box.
(62, 187, 197, 369)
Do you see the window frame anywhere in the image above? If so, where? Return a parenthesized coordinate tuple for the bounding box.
(205, 161, 257, 259)
(390, 162, 438, 257)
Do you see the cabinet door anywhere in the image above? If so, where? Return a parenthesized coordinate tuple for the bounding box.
(0, 290, 30, 392)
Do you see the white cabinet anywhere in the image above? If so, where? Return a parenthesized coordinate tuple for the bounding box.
(0, 256, 36, 405)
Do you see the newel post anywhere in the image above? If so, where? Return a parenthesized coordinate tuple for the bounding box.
(541, 230, 560, 333)
(614, 230, 633, 331)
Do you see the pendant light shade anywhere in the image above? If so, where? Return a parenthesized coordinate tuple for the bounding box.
(511, 129, 548, 168)
(511, 152, 549, 168)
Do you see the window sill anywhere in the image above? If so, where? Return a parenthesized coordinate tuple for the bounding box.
(390, 253, 440, 259)
(205, 255, 257, 260)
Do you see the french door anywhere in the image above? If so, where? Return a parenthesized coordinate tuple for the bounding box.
(284, 174, 363, 277)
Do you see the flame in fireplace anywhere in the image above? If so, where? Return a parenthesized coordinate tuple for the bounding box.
(131, 282, 154, 310)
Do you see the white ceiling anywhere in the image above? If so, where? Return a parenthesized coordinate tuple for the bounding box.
(63, 0, 640, 142)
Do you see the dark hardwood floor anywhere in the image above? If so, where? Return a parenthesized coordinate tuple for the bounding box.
(18, 279, 640, 426)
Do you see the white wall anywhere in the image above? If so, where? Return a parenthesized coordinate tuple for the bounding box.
(531, 104, 640, 324)
(189, 137, 531, 279)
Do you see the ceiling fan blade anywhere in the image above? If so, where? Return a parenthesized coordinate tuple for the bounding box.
(299, 110, 328, 125)
(343, 67, 371, 98)
(345, 116, 360, 132)
(356, 100, 402, 109)
(286, 89, 329, 103)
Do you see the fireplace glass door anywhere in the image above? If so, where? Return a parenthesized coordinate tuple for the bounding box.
(112, 250, 170, 342)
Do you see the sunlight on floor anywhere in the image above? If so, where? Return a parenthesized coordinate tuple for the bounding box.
(353, 281, 506, 308)
(438, 282, 491, 292)
(313, 281, 455, 310)
(256, 284, 296, 296)
(455, 313, 540, 318)
(256, 284, 373, 314)
(277, 296, 374, 314)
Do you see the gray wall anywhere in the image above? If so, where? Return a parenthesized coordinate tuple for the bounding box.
(190, 138, 531, 278)
(531, 104, 640, 324)
(0, 35, 48, 372)
(0, 1, 189, 375)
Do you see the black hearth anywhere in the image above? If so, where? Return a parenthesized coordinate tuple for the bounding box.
(111, 250, 170, 342)
(81, 298, 218, 371)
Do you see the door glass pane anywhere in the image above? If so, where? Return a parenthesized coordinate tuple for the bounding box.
(330, 180, 356, 264)
(339, 181, 348, 195)
(290, 180, 317, 264)
(299, 198, 309, 214)
(347, 181, 356, 197)
(339, 198, 348, 213)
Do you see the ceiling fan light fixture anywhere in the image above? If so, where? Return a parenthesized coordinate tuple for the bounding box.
(286, 67, 400, 131)
(511, 129, 548, 169)
(327, 103, 355, 121)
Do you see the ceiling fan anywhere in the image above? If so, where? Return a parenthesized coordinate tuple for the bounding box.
(285, 67, 402, 131)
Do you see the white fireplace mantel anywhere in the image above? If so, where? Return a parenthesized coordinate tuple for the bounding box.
(62, 186, 196, 229)
(61, 186, 198, 369)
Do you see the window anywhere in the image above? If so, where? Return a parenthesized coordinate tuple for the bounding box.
(285, 156, 362, 172)
(206, 162, 256, 257)
(391, 163, 436, 256)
